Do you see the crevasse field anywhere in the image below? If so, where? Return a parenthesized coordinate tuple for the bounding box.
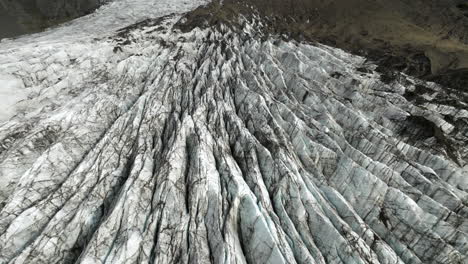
(0, 0, 467, 263)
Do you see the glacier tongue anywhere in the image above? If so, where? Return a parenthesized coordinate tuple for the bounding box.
(0, 7, 467, 264)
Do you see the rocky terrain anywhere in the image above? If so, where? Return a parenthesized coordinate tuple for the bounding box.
(0, 0, 467, 263)
(0, 0, 106, 39)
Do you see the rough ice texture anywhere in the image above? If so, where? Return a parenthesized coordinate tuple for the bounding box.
(0, 2, 467, 264)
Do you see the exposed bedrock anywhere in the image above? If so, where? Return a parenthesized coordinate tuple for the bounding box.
(0, 0, 106, 38)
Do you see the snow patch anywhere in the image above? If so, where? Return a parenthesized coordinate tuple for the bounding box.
(0, 74, 27, 122)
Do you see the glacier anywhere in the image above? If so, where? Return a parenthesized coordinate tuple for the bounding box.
(0, 0, 467, 263)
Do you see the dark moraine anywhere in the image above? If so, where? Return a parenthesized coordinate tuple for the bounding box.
(0, 0, 105, 39)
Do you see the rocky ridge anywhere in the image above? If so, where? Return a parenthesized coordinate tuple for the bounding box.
(0, 0, 107, 39)
(0, 1, 467, 263)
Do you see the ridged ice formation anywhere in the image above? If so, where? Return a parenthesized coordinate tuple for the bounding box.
(0, 2, 467, 264)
